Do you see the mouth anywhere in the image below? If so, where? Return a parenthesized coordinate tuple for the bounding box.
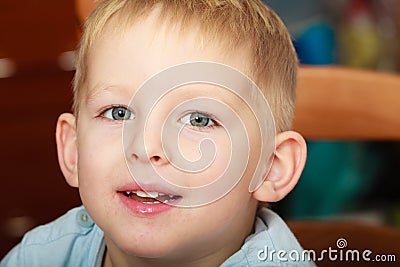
(120, 190, 182, 204)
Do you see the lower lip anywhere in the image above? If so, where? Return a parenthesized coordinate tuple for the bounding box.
(118, 193, 178, 216)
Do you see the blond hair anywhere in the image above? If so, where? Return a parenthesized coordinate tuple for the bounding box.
(74, 0, 298, 131)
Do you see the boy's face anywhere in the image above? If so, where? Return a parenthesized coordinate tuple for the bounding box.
(75, 11, 266, 262)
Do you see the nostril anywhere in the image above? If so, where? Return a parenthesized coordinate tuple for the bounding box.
(151, 155, 161, 162)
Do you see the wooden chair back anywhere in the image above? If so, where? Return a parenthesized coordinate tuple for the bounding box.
(293, 66, 400, 140)
(288, 66, 400, 266)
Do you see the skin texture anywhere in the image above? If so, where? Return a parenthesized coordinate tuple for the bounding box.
(56, 9, 307, 267)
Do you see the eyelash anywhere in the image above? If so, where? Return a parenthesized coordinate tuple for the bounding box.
(96, 106, 220, 130)
(97, 105, 134, 121)
(180, 111, 220, 131)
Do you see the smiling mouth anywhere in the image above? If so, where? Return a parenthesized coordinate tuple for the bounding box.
(120, 190, 182, 204)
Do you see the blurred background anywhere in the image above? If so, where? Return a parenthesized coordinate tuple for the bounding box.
(264, 0, 400, 223)
(0, 0, 80, 258)
(0, 0, 399, 259)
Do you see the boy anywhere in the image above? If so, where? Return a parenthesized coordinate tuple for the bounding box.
(1, 0, 314, 266)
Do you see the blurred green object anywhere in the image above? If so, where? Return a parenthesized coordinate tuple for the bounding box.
(266, 0, 382, 220)
(393, 204, 400, 227)
(284, 142, 378, 218)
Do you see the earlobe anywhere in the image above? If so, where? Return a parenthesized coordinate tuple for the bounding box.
(56, 113, 79, 188)
(253, 131, 307, 202)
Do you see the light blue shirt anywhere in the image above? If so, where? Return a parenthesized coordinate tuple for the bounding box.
(1, 206, 315, 266)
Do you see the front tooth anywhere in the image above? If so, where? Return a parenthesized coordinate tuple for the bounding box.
(135, 191, 147, 197)
(136, 191, 159, 198)
(147, 192, 159, 198)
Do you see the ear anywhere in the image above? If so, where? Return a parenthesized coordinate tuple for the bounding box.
(252, 131, 307, 202)
(56, 113, 79, 188)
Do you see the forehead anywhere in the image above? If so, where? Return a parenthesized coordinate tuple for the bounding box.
(85, 8, 253, 92)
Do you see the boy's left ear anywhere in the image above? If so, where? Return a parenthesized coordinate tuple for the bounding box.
(252, 131, 307, 202)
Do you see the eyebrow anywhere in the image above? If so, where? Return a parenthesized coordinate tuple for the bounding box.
(85, 83, 134, 105)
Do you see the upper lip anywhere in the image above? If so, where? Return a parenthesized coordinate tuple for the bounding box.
(117, 181, 182, 197)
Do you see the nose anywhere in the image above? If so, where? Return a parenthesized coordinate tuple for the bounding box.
(124, 119, 167, 166)
(130, 146, 164, 164)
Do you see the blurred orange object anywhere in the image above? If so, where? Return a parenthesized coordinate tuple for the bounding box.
(75, 0, 96, 25)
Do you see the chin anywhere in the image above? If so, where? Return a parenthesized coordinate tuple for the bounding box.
(110, 231, 183, 259)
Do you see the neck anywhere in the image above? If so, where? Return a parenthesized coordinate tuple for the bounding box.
(103, 249, 230, 267)
(102, 221, 253, 267)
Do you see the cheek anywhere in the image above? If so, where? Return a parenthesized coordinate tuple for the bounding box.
(76, 126, 125, 190)
(76, 133, 124, 220)
(178, 129, 231, 160)
(172, 129, 232, 186)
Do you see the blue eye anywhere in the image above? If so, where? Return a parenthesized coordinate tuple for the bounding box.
(103, 106, 135, 121)
(180, 112, 215, 127)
